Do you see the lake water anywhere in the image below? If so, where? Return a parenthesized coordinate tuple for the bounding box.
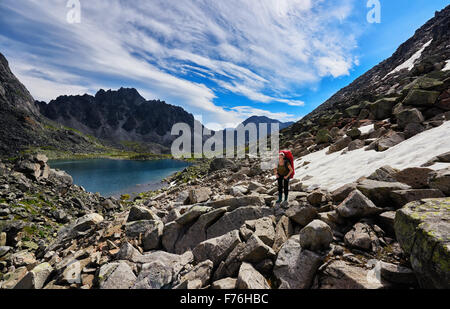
(49, 159, 191, 197)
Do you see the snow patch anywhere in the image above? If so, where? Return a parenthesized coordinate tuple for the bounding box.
(359, 124, 374, 135)
(386, 39, 433, 77)
(443, 60, 450, 71)
(294, 120, 450, 191)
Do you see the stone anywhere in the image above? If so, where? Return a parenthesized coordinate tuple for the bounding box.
(403, 89, 440, 107)
(142, 220, 164, 251)
(193, 230, 241, 267)
(285, 204, 318, 226)
(0, 266, 28, 289)
(98, 261, 137, 289)
(188, 187, 212, 204)
(175, 260, 213, 289)
(428, 168, 450, 195)
(11, 250, 36, 267)
(347, 127, 362, 139)
(317, 260, 387, 289)
(208, 195, 266, 211)
(377, 132, 405, 151)
(357, 179, 411, 207)
(14, 262, 53, 289)
(390, 189, 444, 208)
(209, 158, 237, 173)
(0, 232, 6, 247)
(315, 128, 332, 144)
(331, 183, 357, 204)
(344, 223, 376, 251)
(395, 198, 450, 289)
(244, 217, 275, 247)
(175, 207, 227, 254)
(207, 206, 272, 239)
(161, 222, 184, 253)
(238, 234, 276, 264)
(48, 169, 73, 186)
(125, 220, 160, 238)
(73, 213, 103, 233)
(274, 236, 323, 289)
(176, 206, 213, 226)
(272, 216, 294, 253)
(237, 262, 270, 289)
(328, 136, 352, 154)
(299, 220, 333, 252)
(0, 246, 11, 257)
(368, 98, 397, 120)
(378, 211, 396, 235)
(347, 139, 365, 151)
(368, 166, 398, 182)
(380, 261, 417, 286)
(336, 190, 383, 218)
(307, 191, 326, 206)
(127, 206, 158, 222)
(395, 108, 424, 129)
(393, 167, 434, 189)
(404, 122, 425, 139)
(211, 277, 237, 289)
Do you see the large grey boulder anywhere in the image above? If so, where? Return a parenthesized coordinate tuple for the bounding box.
(176, 206, 213, 226)
(428, 168, 450, 195)
(161, 222, 184, 253)
(209, 158, 237, 173)
(193, 230, 241, 267)
(403, 89, 440, 107)
(188, 187, 212, 204)
(336, 190, 382, 218)
(272, 216, 294, 253)
(127, 206, 159, 222)
(243, 217, 275, 247)
(285, 204, 318, 226)
(125, 220, 161, 238)
(395, 198, 450, 288)
(98, 261, 137, 289)
(238, 234, 276, 264)
(237, 262, 270, 289)
(142, 220, 164, 251)
(390, 189, 444, 208)
(395, 108, 424, 129)
(14, 262, 53, 289)
(72, 213, 103, 233)
(299, 220, 333, 252)
(357, 179, 411, 207)
(207, 206, 272, 239)
(175, 207, 227, 254)
(174, 260, 213, 289)
(393, 167, 433, 189)
(344, 223, 377, 251)
(133, 260, 173, 289)
(274, 235, 323, 289)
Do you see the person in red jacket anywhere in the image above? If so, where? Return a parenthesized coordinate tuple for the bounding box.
(274, 152, 294, 204)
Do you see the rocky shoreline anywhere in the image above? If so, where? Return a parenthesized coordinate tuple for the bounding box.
(1, 154, 448, 289)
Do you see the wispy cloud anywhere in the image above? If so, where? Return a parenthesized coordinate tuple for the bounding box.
(0, 0, 359, 125)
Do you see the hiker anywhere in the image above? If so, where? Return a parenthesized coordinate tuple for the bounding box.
(274, 151, 294, 204)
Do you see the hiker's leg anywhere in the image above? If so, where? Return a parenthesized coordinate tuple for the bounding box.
(277, 177, 283, 203)
(284, 178, 289, 201)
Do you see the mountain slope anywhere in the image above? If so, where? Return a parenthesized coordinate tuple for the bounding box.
(36, 88, 201, 153)
(0, 52, 108, 157)
(281, 5, 450, 159)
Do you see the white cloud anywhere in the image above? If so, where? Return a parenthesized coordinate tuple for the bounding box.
(0, 0, 360, 125)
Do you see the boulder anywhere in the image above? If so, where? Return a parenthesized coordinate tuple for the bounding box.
(357, 179, 411, 207)
(133, 260, 173, 289)
(307, 190, 326, 206)
(272, 215, 294, 253)
(299, 220, 333, 252)
(390, 189, 444, 208)
(404, 122, 425, 139)
(347, 139, 365, 151)
(368, 166, 398, 182)
(347, 127, 362, 139)
(237, 262, 270, 289)
(344, 223, 377, 251)
(331, 183, 357, 204)
(211, 278, 237, 289)
(188, 187, 212, 204)
(125, 220, 160, 238)
(244, 217, 275, 247)
(176, 206, 213, 226)
(368, 98, 397, 120)
(161, 222, 184, 253)
(73, 213, 103, 233)
(238, 234, 276, 264)
(208, 195, 265, 211)
(393, 167, 434, 189)
(193, 230, 241, 267)
(98, 261, 137, 289)
(174, 207, 227, 254)
(11, 250, 36, 267)
(274, 236, 323, 289)
(142, 220, 164, 251)
(285, 204, 318, 226)
(395, 198, 450, 288)
(328, 136, 352, 154)
(380, 261, 417, 286)
(395, 108, 424, 129)
(127, 206, 158, 222)
(377, 132, 405, 151)
(315, 129, 332, 144)
(428, 168, 450, 195)
(209, 158, 237, 173)
(207, 206, 272, 239)
(403, 89, 440, 107)
(14, 262, 53, 289)
(377, 211, 396, 235)
(336, 190, 383, 218)
(174, 260, 213, 289)
(48, 169, 73, 186)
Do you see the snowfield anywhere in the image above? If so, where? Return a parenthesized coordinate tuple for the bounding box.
(386, 39, 433, 77)
(443, 60, 450, 71)
(294, 120, 450, 191)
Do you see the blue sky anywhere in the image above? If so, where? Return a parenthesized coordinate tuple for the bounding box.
(0, 0, 448, 129)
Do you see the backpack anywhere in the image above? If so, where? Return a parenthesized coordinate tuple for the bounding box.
(280, 150, 295, 179)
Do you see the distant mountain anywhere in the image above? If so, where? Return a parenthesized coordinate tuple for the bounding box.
(0, 52, 107, 157)
(242, 115, 294, 131)
(36, 88, 203, 153)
